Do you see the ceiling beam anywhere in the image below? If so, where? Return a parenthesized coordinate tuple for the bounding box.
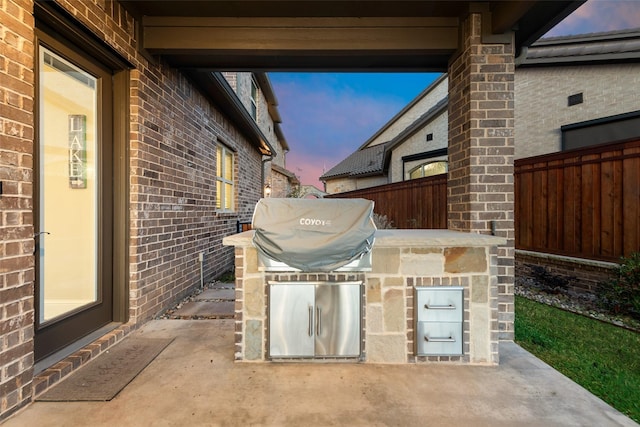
(142, 17, 459, 52)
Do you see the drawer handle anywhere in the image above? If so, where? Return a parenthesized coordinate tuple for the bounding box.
(424, 336, 456, 343)
(424, 304, 456, 310)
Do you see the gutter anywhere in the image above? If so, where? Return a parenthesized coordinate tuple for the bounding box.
(183, 70, 275, 156)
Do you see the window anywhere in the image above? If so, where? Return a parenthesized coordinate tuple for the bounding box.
(250, 79, 258, 120)
(216, 145, 234, 211)
(409, 161, 448, 180)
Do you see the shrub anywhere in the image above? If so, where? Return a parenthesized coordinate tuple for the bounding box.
(372, 213, 395, 229)
(217, 270, 236, 283)
(597, 252, 640, 320)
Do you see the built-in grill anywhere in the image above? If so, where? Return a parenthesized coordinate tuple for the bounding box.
(251, 198, 376, 359)
(252, 198, 376, 272)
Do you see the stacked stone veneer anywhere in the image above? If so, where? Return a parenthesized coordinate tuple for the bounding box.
(224, 230, 504, 365)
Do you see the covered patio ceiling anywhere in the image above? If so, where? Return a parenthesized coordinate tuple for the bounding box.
(121, 0, 584, 71)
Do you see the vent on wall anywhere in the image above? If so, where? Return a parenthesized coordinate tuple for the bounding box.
(426, 133, 433, 141)
(568, 93, 583, 106)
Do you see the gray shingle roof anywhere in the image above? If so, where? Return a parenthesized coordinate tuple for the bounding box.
(320, 143, 387, 180)
(524, 28, 640, 65)
(320, 96, 448, 182)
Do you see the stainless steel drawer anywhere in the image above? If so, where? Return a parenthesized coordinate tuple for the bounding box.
(416, 287, 463, 323)
(416, 321, 463, 356)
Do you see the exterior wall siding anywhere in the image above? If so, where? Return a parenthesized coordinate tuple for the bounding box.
(367, 76, 448, 147)
(326, 177, 357, 194)
(515, 63, 640, 158)
(389, 112, 449, 182)
(0, 0, 263, 419)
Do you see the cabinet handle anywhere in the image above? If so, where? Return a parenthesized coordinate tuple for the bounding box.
(316, 307, 322, 336)
(424, 336, 456, 343)
(424, 304, 455, 310)
(308, 306, 313, 337)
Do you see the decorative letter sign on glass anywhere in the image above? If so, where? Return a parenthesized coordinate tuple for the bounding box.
(68, 114, 87, 189)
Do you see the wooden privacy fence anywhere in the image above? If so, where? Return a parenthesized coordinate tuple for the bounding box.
(515, 139, 640, 262)
(327, 139, 640, 262)
(326, 174, 448, 229)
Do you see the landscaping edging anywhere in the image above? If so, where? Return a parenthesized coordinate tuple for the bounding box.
(515, 250, 617, 296)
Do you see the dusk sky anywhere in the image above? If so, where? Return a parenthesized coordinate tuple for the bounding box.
(269, 0, 640, 190)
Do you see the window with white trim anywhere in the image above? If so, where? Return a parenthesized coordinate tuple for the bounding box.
(409, 161, 448, 180)
(216, 145, 234, 211)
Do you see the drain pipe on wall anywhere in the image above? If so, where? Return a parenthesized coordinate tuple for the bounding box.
(198, 252, 205, 289)
(262, 154, 274, 197)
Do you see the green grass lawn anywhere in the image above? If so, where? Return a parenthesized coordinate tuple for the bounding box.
(515, 295, 640, 423)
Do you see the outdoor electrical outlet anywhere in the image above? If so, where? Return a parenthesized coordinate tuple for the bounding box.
(198, 252, 204, 263)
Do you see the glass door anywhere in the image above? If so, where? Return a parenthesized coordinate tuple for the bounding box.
(35, 36, 113, 361)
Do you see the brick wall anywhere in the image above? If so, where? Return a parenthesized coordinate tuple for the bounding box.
(128, 64, 263, 323)
(516, 250, 617, 296)
(1, 0, 265, 419)
(515, 63, 640, 159)
(266, 169, 291, 198)
(447, 12, 515, 340)
(1, 0, 36, 419)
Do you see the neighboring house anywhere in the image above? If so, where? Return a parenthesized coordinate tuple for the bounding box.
(321, 29, 640, 192)
(222, 72, 299, 199)
(321, 74, 449, 193)
(515, 29, 640, 158)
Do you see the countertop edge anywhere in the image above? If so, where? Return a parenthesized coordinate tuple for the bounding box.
(222, 229, 507, 247)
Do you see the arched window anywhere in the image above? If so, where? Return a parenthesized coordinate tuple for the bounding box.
(409, 161, 448, 179)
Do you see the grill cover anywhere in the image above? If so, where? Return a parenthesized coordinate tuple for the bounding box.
(252, 198, 376, 272)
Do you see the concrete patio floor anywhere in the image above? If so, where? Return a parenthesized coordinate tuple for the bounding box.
(5, 318, 638, 427)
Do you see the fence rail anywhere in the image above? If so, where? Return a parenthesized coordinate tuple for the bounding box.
(328, 139, 640, 262)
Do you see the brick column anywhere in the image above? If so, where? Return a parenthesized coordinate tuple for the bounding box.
(0, 0, 36, 420)
(447, 13, 515, 341)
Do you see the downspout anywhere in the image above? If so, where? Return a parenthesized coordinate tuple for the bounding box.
(515, 46, 528, 67)
(261, 154, 274, 198)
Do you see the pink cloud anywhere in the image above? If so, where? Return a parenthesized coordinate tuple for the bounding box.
(275, 77, 407, 186)
(546, 0, 640, 36)
(285, 151, 332, 190)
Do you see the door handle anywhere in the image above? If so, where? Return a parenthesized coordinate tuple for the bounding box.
(316, 307, 322, 336)
(308, 306, 313, 337)
(33, 231, 50, 255)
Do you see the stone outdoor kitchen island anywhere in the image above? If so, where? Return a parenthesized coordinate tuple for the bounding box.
(224, 229, 506, 365)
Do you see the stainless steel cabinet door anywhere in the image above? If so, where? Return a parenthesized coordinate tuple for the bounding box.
(315, 284, 361, 357)
(269, 284, 315, 357)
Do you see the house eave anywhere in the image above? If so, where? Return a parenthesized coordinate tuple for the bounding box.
(184, 70, 274, 156)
